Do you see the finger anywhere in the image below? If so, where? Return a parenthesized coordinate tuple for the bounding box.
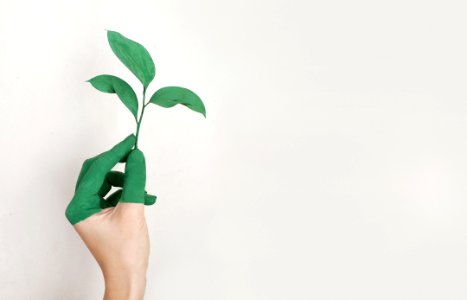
(100, 190, 156, 208)
(99, 196, 113, 209)
(98, 170, 124, 198)
(107, 170, 154, 204)
(106, 171, 125, 187)
(92, 134, 136, 179)
(74, 140, 126, 191)
(74, 157, 97, 191)
(119, 151, 131, 163)
(120, 149, 146, 204)
(145, 193, 157, 205)
(105, 189, 123, 207)
(98, 179, 111, 197)
(78, 135, 135, 194)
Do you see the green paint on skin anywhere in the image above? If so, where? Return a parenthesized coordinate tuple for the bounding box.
(65, 135, 156, 225)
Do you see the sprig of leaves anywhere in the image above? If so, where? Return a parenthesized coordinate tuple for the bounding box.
(87, 30, 206, 148)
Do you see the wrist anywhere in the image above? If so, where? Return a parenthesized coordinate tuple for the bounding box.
(103, 271, 146, 300)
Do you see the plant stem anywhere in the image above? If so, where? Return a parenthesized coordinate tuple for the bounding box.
(135, 87, 148, 149)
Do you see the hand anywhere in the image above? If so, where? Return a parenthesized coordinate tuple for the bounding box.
(65, 134, 156, 300)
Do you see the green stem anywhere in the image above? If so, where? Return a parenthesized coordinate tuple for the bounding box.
(135, 87, 148, 149)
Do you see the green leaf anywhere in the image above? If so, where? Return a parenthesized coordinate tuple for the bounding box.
(107, 30, 155, 88)
(149, 86, 206, 117)
(87, 75, 138, 118)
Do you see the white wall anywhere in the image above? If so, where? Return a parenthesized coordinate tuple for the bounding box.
(1, 0, 467, 299)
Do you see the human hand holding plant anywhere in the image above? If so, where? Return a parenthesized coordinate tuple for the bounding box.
(67, 30, 205, 223)
(65, 31, 206, 299)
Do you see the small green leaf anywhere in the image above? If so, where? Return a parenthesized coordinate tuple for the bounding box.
(87, 75, 138, 118)
(149, 86, 206, 117)
(107, 30, 155, 88)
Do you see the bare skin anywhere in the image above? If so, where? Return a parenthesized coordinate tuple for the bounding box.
(73, 202, 149, 300)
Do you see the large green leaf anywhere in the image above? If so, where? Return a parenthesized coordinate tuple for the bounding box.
(149, 86, 206, 117)
(87, 75, 138, 118)
(107, 30, 155, 88)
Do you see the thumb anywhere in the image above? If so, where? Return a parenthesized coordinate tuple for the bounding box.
(120, 149, 146, 204)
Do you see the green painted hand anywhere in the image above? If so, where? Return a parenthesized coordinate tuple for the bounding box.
(65, 134, 156, 225)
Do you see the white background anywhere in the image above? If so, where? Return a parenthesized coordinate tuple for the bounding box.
(1, 0, 467, 299)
